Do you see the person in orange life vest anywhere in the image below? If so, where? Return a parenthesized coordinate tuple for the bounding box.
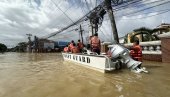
(90, 33, 101, 55)
(130, 40, 142, 62)
(77, 39, 84, 52)
(68, 40, 74, 52)
(71, 43, 80, 53)
(63, 45, 69, 52)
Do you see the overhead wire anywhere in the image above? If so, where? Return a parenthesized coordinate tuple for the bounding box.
(84, 0, 91, 11)
(43, 0, 169, 40)
(118, 9, 170, 20)
(119, 0, 170, 17)
(33, 0, 67, 36)
(49, 0, 82, 29)
(102, 0, 170, 20)
(50, 0, 75, 23)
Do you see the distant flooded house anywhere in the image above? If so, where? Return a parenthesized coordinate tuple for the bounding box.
(26, 38, 56, 53)
(37, 39, 55, 52)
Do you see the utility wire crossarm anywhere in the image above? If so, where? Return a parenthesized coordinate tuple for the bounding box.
(42, 0, 138, 39)
(42, 1, 106, 39)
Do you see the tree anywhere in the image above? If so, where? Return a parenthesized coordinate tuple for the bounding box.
(17, 42, 27, 52)
(133, 27, 153, 42)
(132, 27, 160, 42)
(0, 43, 7, 53)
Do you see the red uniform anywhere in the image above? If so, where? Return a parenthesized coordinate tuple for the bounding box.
(68, 43, 74, 51)
(71, 46, 80, 53)
(90, 36, 101, 55)
(77, 42, 83, 49)
(63, 47, 69, 52)
(91, 36, 100, 48)
(130, 45, 142, 61)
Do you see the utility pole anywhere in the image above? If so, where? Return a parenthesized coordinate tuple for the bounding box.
(80, 25, 84, 44)
(26, 33, 32, 52)
(105, 0, 119, 44)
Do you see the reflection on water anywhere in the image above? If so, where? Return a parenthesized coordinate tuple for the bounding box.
(0, 53, 170, 97)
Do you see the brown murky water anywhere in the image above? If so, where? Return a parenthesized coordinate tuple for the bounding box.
(0, 53, 170, 97)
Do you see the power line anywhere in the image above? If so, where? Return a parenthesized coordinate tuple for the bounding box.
(84, 0, 91, 11)
(120, 0, 170, 17)
(99, 28, 111, 41)
(50, 0, 75, 23)
(43, 0, 155, 39)
(42, 1, 106, 38)
(113, 0, 143, 10)
(119, 9, 170, 20)
(48, 0, 82, 29)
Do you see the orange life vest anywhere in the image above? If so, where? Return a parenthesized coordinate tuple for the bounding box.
(64, 47, 69, 52)
(77, 42, 84, 49)
(68, 43, 74, 51)
(91, 36, 100, 48)
(130, 45, 142, 61)
(71, 46, 79, 53)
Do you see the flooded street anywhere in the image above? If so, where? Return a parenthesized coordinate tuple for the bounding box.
(0, 53, 170, 97)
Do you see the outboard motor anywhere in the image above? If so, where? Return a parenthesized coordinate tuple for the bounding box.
(110, 44, 148, 73)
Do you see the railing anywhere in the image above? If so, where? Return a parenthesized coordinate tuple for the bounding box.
(124, 41, 161, 55)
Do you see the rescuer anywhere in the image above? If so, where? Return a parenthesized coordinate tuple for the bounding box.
(71, 43, 80, 53)
(90, 33, 101, 55)
(130, 40, 142, 62)
(63, 45, 69, 52)
(77, 39, 84, 52)
(68, 40, 75, 52)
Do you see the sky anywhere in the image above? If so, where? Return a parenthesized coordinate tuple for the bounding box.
(0, 0, 170, 47)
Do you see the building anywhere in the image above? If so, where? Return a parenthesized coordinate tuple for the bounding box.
(124, 23, 170, 43)
(153, 23, 170, 35)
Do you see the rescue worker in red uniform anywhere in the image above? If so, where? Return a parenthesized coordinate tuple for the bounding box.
(130, 40, 142, 62)
(77, 39, 84, 52)
(90, 33, 101, 55)
(71, 43, 80, 53)
(63, 45, 69, 52)
(68, 40, 74, 52)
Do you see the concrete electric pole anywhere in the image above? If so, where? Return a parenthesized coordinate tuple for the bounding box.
(80, 25, 84, 44)
(105, 0, 119, 44)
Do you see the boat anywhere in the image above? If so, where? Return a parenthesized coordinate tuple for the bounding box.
(62, 52, 119, 73)
(62, 44, 148, 73)
(61, 1, 148, 73)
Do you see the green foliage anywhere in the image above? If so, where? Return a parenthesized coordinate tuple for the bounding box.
(123, 34, 128, 43)
(133, 27, 152, 33)
(130, 36, 139, 43)
(8, 42, 27, 52)
(16, 42, 27, 52)
(0, 43, 7, 52)
(125, 26, 169, 43)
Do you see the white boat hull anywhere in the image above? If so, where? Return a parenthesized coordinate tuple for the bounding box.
(62, 52, 117, 73)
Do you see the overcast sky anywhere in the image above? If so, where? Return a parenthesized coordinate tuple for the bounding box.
(0, 0, 170, 47)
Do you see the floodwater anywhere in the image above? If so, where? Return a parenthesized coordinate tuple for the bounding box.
(0, 53, 170, 97)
